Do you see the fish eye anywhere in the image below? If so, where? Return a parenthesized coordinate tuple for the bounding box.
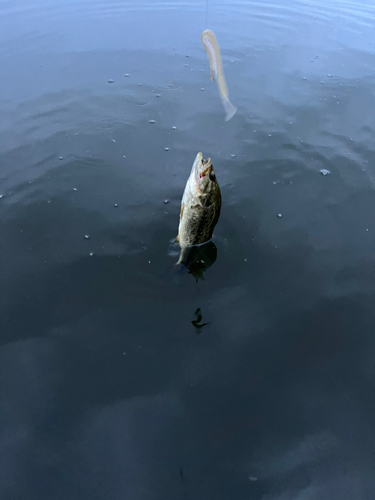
(209, 172, 215, 181)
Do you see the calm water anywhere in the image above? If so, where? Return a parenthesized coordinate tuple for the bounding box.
(1, 0, 375, 498)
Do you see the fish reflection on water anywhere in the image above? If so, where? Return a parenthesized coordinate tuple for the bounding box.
(191, 307, 210, 332)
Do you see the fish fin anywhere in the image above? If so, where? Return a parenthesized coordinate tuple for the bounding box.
(175, 235, 179, 243)
(222, 97, 237, 121)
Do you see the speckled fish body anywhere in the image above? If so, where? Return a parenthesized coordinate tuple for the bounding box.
(176, 153, 221, 256)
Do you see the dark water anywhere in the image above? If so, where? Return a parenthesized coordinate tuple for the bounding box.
(1, 0, 375, 498)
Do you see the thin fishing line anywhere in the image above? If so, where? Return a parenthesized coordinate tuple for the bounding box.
(203, 0, 209, 82)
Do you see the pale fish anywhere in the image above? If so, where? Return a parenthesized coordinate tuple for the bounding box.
(201, 29, 237, 121)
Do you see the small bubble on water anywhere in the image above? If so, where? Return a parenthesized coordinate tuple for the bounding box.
(288, 121, 293, 125)
(112, 139, 116, 143)
(303, 77, 307, 80)
(164, 199, 169, 204)
(165, 147, 169, 151)
(231, 154, 236, 158)
(0, 195, 3, 199)
(244, 258, 247, 262)
(123, 155, 126, 158)
(59, 156, 63, 160)
(168, 83, 173, 87)
(155, 93, 161, 97)
(114, 203, 118, 207)
(320, 81, 325, 84)
(149, 119, 155, 124)
(73, 188, 77, 191)
(268, 134, 272, 137)
(319, 169, 330, 176)
(89, 252, 94, 256)
(201, 88, 205, 91)
(366, 228, 369, 232)
(47, 200, 51, 203)
(277, 213, 283, 218)
(108, 79, 114, 83)
(327, 73, 332, 77)
(184, 63, 188, 67)
(172, 126, 177, 130)
(84, 235, 90, 239)
(124, 73, 129, 77)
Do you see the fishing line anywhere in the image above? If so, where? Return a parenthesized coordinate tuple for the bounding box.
(203, 0, 209, 87)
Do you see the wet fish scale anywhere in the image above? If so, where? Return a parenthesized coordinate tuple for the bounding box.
(176, 152, 221, 252)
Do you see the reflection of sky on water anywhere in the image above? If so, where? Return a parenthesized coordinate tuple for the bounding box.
(1, 0, 375, 498)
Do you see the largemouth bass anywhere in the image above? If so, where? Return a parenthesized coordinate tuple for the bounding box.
(176, 152, 221, 261)
(201, 29, 237, 121)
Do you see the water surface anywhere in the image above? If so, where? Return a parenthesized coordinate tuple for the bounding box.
(1, 0, 375, 499)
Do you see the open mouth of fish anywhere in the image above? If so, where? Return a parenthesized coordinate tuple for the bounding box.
(194, 152, 213, 181)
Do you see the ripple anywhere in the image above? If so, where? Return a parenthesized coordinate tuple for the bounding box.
(0, 0, 203, 19)
(1, 0, 374, 34)
(152, 80, 184, 92)
(134, 99, 149, 106)
(96, 120, 124, 131)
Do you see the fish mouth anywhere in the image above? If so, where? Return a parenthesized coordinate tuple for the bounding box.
(193, 152, 213, 182)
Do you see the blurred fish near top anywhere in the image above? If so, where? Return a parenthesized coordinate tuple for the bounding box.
(201, 29, 237, 121)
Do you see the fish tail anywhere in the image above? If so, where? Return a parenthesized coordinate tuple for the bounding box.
(222, 97, 237, 121)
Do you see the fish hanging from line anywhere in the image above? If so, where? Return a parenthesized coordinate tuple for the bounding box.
(175, 152, 221, 266)
(201, 29, 237, 121)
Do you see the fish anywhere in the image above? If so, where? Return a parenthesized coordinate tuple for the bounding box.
(176, 152, 221, 263)
(201, 29, 237, 121)
(176, 240, 218, 280)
